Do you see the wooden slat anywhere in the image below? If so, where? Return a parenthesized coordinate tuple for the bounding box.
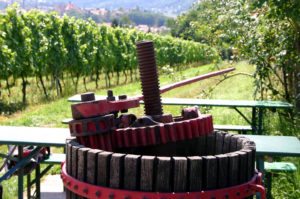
(187, 156, 202, 191)
(206, 132, 216, 155)
(155, 157, 171, 192)
(222, 133, 232, 153)
(236, 151, 247, 184)
(241, 149, 253, 181)
(71, 144, 85, 199)
(124, 154, 141, 190)
(77, 148, 89, 199)
(66, 139, 77, 199)
(203, 156, 217, 190)
(243, 141, 256, 179)
(109, 153, 125, 188)
(198, 135, 207, 156)
(216, 132, 226, 155)
(215, 154, 228, 188)
(229, 135, 238, 152)
(140, 156, 156, 192)
(97, 151, 113, 186)
(86, 149, 102, 184)
(172, 157, 187, 192)
(228, 152, 239, 186)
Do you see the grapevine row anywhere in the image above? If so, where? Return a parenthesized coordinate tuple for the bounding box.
(0, 5, 220, 102)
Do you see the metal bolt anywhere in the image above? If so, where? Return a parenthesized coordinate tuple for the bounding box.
(245, 188, 249, 193)
(224, 194, 229, 199)
(83, 188, 88, 194)
(142, 196, 148, 199)
(125, 196, 130, 199)
(95, 191, 101, 197)
(67, 181, 70, 186)
(107, 90, 116, 101)
(109, 193, 115, 199)
(81, 92, 95, 102)
(74, 185, 78, 190)
(236, 192, 240, 196)
(211, 197, 216, 199)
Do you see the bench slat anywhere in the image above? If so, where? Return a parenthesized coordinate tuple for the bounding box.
(214, 125, 252, 131)
(40, 154, 65, 164)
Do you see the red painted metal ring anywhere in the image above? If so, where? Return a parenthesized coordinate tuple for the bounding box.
(61, 162, 265, 199)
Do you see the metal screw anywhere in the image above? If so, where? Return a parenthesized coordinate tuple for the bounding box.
(74, 185, 78, 190)
(95, 191, 101, 197)
(109, 193, 115, 199)
(83, 188, 88, 194)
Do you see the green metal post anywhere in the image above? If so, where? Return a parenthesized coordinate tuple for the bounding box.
(258, 108, 263, 135)
(266, 172, 273, 199)
(18, 146, 24, 199)
(36, 164, 40, 199)
(252, 107, 257, 134)
(27, 174, 31, 199)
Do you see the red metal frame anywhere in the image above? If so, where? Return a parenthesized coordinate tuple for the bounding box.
(136, 68, 235, 101)
(61, 162, 265, 199)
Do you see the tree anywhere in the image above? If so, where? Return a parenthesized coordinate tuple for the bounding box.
(120, 15, 135, 28)
(111, 18, 119, 28)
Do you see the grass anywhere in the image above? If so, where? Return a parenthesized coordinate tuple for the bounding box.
(0, 61, 299, 198)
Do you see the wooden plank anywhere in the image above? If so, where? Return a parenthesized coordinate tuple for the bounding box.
(222, 133, 232, 153)
(77, 148, 89, 199)
(155, 157, 171, 192)
(228, 152, 239, 186)
(71, 144, 85, 199)
(243, 140, 256, 179)
(216, 132, 226, 155)
(229, 135, 238, 152)
(97, 151, 113, 186)
(241, 149, 252, 181)
(140, 156, 156, 192)
(187, 156, 202, 191)
(109, 153, 125, 188)
(198, 135, 207, 156)
(124, 154, 141, 190)
(203, 156, 217, 190)
(236, 151, 247, 184)
(215, 154, 228, 188)
(206, 132, 216, 155)
(66, 139, 77, 199)
(172, 157, 187, 192)
(87, 149, 102, 185)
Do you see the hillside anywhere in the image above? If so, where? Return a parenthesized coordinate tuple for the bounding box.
(45, 0, 197, 15)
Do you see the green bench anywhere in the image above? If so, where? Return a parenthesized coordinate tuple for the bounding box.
(213, 124, 252, 134)
(27, 153, 65, 199)
(264, 162, 297, 198)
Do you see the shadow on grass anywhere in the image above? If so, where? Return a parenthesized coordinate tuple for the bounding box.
(0, 101, 27, 115)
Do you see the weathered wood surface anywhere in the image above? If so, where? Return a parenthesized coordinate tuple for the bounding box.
(65, 131, 256, 197)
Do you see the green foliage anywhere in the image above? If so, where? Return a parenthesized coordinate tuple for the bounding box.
(170, 0, 300, 126)
(0, 5, 220, 103)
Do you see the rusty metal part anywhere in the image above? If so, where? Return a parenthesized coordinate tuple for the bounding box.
(136, 67, 236, 101)
(71, 98, 140, 120)
(118, 95, 128, 113)
(131, 116, 160, 127)
(68, 114, 115, 149)
(107, 90, 116, 101)
(182, 106, 201, 119)
(136, 40, 163, 116)
(151, 114, 173, 123)
(81, 92, 95, 102)
(118, 114, 137, 128)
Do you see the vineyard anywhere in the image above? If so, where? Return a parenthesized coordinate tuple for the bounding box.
(0, 5, 220, 103)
